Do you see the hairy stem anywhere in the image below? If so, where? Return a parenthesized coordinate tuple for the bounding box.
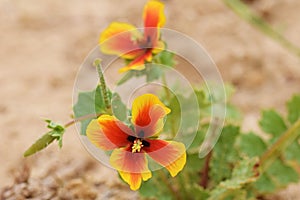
(260, 119, 300, 170)
(64, 113, 103, 128)
(223, 0, 300, 58)
(94, 59, 112, 114)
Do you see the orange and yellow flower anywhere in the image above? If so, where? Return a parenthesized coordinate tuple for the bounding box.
(99, 0, 166, 73)
(87, 94, 186, 190)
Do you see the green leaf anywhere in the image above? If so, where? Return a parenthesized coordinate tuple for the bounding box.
(224, 84, 236, 102)
(210, 125, 240, 184)
(209, 157, 260, 200)
(139, 171, 174, 200)
(186, 184, 209, 200)
(255, 159, 299, 194)
(259, 110, 287, 138)
(156, 50, 176, 67)
(266, 160, 299, 187)
(223, 190, 247, 200)
(285, 140, 300, 164)
(111, 93, 127, 121)
(179, 153, 205, 195)
(194, 89, 210, 108)
(238, 132, 267, 157)
(186, 153, 205, 173)
(24, 120, 65, 157)
(139, 179, 158, 198)
(146, 64, 163, 82)
(254, 173, 276, 193)
(226, 104, 242, 122)
(287, 95, 300, 124)
(73, 85, 106, 135)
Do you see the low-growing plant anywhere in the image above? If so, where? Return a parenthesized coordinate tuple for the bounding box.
(24, 1, 300, 199)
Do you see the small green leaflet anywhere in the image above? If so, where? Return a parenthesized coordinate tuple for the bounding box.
(73, 85, 106, 135)
(254, 160, 299, 192)
(285, 94, 300, 164)
(146, 64, 163, 82)
(284, 138, 300, 164)
(287, 94, 300, 124)
(259, 110, 287, 139)
(156, 50, 176, 67)
(23, 120, 65, 157)
(238, 132, 267, 157)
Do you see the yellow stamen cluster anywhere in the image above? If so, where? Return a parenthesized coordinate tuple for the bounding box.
(132, 139, 144, 153)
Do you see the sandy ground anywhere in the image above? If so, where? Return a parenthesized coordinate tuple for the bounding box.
(1, 0, 300, 199)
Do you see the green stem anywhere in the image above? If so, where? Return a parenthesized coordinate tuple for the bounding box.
(94, 59, 112, 114)
(223, 0, 300, 58)
(260, 119, 300, 170)
(64, 113, 103, 128)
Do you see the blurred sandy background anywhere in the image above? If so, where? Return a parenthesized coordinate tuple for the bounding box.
(1, 0, 300, 199)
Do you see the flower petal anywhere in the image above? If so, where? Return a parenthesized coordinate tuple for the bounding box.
(131, 94, 170, 137)
(99, 22, 143, 59)
(143, 1, 165, 45)
(86, 115, 133, 150)
(143, 1, 166, 28)
(152, 40, 165, 54)
(144, 140, 186, 177)
(118, 50, 152, 73)
(110, 148, 152, 190)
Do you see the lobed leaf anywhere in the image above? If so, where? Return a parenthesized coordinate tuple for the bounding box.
(73, 85, 106, 135)
(266, 160, 299, 187)
(156, 50, 176, 67)
(238, 132, 267, 157)
(284, 139, 300, 164)
(259, 110, 287, 139)
(146, 64, 163, 82)
(209, 157, 259, 200)
(254, 173, 276, 193)
(254, 159, 299, 193)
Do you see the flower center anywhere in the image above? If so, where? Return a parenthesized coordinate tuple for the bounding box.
(127, 136, 150, 153)
(138, 36, 153, 49)
(132, 139, 144, 153)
